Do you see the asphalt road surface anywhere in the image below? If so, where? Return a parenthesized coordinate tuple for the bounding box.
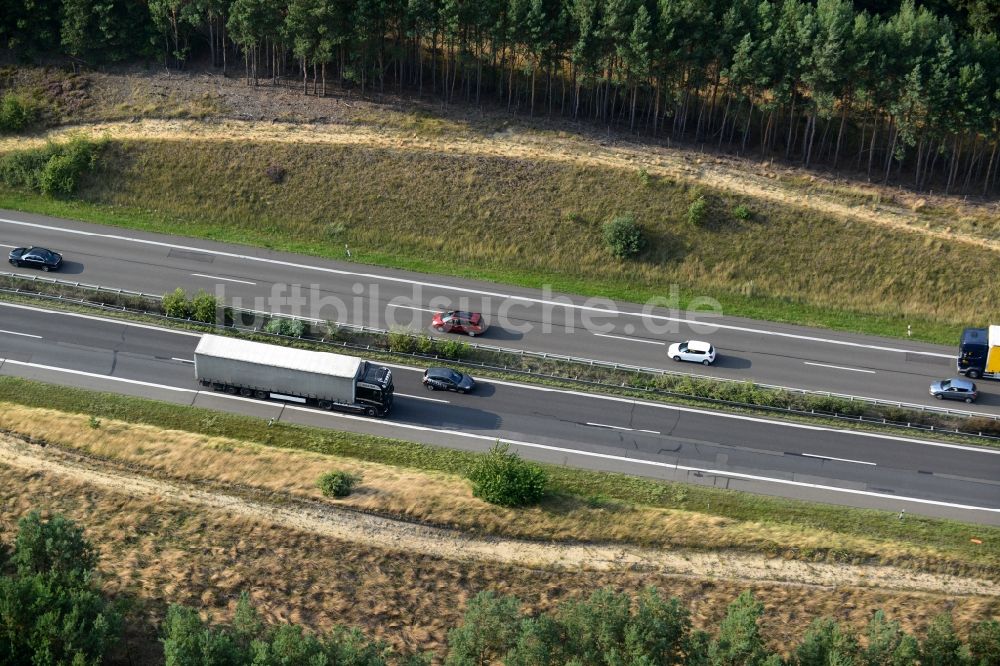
(2, 303, 999, 524)
(2, 211, 994, 418)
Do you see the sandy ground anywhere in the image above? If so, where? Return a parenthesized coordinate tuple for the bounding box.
(0, 432, 994, 598)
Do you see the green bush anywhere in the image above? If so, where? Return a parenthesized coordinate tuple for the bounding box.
(688, 195, 708, 226)
(602, 214, 645, 259)
(0, 92, 37, 133)
(732, 204, 752, 220)
(467, 443, 548, 507)
(388, 329, 417, 353)
(162, 288, 190, 318)
(0, 146, 52, 189)
(264, 317, 306, 337)
(189, 290, 218, 324)
(439, 339, 470, 360)
(317, 470, 361, 497)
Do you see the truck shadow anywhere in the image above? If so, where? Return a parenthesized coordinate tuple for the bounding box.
(392, 399, 502, 430)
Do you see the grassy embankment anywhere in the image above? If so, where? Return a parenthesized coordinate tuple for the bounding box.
(1, 135, 998, 344)
(5, 406, 999, 658)
(0, 376, 996, 577)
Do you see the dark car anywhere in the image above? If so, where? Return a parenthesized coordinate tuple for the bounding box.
(431, 310, 488, 337)
(422, 367, 476, 393)
(9, 247, 63, 272)
(929, 378, 978, 403)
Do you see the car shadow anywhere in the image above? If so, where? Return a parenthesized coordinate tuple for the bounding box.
(56, 261, 85, 275)
(467, 383, 497, 398)
(479, 327, 524, 342)
(710, 355, 752, 370)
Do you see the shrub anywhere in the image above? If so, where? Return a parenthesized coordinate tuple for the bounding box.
(88, 415, 101, 429)
(688, 195, 708, 226)
(388, 329, 417, 353)
(439, 339, 470, 360)
(0, 147, 50, 189)
(0, 92, 37, 133)
(467, 443, 548, 507)
(732, 204, 752, 220)
(264, 317, 306, 337)
(189, 290, 218, 324)
(38, 137, 100, 196)
(602, 214, 645, 259)
(317, 470, 361, 497)
(264, 163, 286, 183)
(162, 288, 190, 318)
(638, 168, 651, 186)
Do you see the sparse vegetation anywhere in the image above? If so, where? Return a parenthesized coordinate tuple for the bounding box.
(733, 204, 752, 221)
(263, 317, 306, 337)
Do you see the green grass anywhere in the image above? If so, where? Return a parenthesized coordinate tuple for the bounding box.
(2, 136, 997, 344)
(0, 375, 996, 573)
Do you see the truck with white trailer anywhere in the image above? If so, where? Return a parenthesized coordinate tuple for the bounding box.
(957, 325, 1000, 380)
(194, 334, 393, 416)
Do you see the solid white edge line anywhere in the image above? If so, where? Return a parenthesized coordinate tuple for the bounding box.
(0, 301, 203, 337)
(801, 452, 877, 466)
(0, 329, 43, 339)
(593, 332, 666, 345)
(171, 357, 194, 364)
(386, 303, 438, 313)
(191, 272, 257, 285)
(2, 357, 995, 514)
(804, 361, 877, 374)
(587, 422, 632, 431)
(397, 392, 450, 404)
(3, 303, 998, 456)
(0, 218, 953, 359)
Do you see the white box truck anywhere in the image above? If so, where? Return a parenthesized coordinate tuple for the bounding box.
(194, 334, 393, 416)
(958, 325, 1000, 380)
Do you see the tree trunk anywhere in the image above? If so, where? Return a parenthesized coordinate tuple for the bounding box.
(983, 139, 998, 196)
(833, 101, 848, 170)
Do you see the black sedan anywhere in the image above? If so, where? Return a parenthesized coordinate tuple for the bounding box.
(422, 367, 476, 393)
(8, 247, 63, 272)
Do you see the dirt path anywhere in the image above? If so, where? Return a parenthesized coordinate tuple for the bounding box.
(0, 433, 994, 597)
(4, 117, 998, 253)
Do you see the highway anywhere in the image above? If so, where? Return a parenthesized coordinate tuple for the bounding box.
(2, 211, 994, 417)
(2, 303, 999, 524)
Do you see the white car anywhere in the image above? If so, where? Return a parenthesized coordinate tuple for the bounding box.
(668, 340, 716, 365)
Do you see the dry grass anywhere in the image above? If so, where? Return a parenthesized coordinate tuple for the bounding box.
(3, 114, 1000, 339)
(1, 402, 997, 583)
(0, 429, 997, 663)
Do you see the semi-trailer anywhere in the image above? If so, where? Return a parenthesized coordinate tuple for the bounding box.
(957, 325, 1000, 380)
(194, 334, 393, 416)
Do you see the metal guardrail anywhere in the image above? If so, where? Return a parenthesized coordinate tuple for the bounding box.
(2, 271, 997, 428)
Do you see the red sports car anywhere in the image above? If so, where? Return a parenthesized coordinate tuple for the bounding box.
(431, 310, 488, 337)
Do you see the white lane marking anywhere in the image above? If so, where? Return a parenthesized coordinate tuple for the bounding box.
(191, 273, 257, 285)
(4, 303, 998, 456)
(2, 358, 998, 514)
(804, 361, 876, 374)
(593, 333, 665, 345)
(345, 364, 1000, 455)
(586, 422, 660, 435)
(397, 392, 449, 404)
(0, 329, 42, 339)
(386, 303, 438, 313)
(801, 453, 877, 466)
(0, 218, 952, 359)
(0, 302, 203, 337)
(171, 357, 194, 364)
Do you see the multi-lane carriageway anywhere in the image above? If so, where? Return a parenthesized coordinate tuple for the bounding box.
(0, 212, 993, 416)
(1, 211, 999, 520)
(2, 303, 1000, 524)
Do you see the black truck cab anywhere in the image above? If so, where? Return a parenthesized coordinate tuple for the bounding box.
(958, 327, 989, 379)
(356, 362, 394, 416)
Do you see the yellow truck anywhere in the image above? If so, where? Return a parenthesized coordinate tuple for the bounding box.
(958, 325, 1000, 379)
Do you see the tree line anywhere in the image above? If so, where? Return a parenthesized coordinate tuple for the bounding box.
(2, 511, 999, 665)
(1, 2, 999, 195)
